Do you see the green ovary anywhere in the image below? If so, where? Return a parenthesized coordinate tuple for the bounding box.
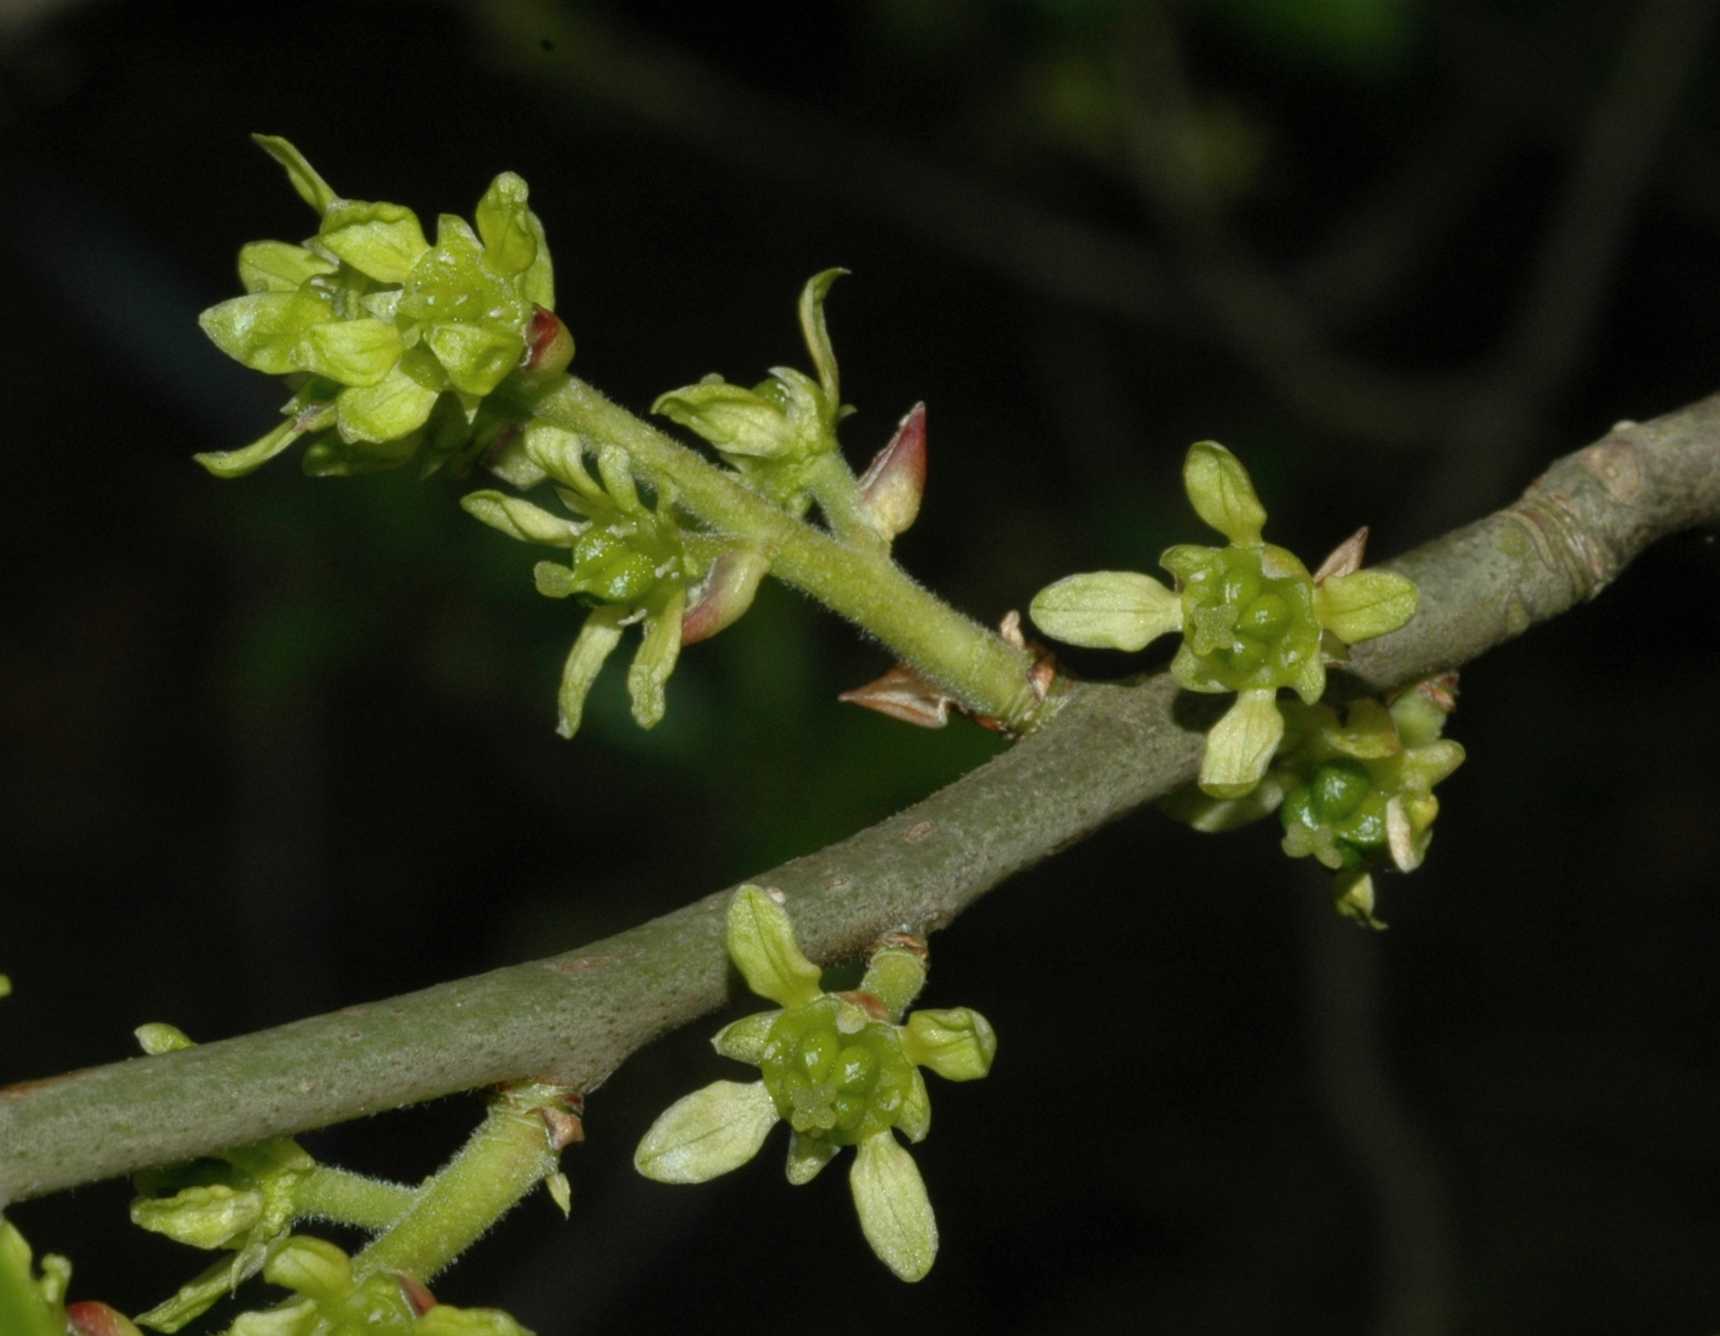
(1280, 759, 1388, 869)
(1178, 546, 1319, 691)
(760, 1000, 915, 1146)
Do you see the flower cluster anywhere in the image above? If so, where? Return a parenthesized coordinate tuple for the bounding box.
(1030, 442, 1418, 797)
(1165, 676, 1466, 927)
(0, 1215, 143, 1336)
(224, 1236, 530, 1336)
(651, 269, 848, 518)
(461, 424, 767, 738)
(634, 887, 997, 1282)
(195, 136, 570, 480)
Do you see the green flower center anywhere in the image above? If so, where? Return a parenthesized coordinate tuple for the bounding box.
(1173, 546, 1320, 691)
(759, 999, 915, 1146)
(1280, 759, 1388, 869)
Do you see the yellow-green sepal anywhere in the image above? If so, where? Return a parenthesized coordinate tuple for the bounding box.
(850, 1132, 937, 1282)
(726, 885, 823, 1009)
(633, 1080, 780, 1184)
(237, 241, 336, 294)
(1200, 687, 1285, 798)
(1316, 569, 1418, 644)
(251, 135, 338, 216)
(1183, 440, 1266, 545)
(796, 267, 848, 407)
(1029, 570, 1183, 651)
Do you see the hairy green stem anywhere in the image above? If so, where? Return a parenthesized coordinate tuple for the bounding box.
(293, 1167, 415, 1233)
(2, 392, 1718, 1203)
(353, 1087, 566, 1282)
(518, 375, 1041, 727)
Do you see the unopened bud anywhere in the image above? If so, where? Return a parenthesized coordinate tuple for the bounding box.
(857, 402, 927, 541)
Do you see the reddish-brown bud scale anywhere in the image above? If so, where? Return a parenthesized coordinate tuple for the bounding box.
(394, 1272, 438, 1315)
(857, 402, 928, 540)
(67, 1301, 145, 1336)
(521, 305, 574, 375)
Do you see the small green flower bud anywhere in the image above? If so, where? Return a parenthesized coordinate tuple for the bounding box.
(264, 1236, 351, 1303)
(135, 1021, 195, 1055)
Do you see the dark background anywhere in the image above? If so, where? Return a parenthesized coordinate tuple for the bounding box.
(4, 2, 1720, 1332)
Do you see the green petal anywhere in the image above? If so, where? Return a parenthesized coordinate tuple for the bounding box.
(335, 358, 441, 444)
(1029, 571, 1182, 651)
(653, 380, 792, 458)
(850, 1132, 938, 1282)
(251, 135, 338, 215)
(229, 1297, 316, 1336)
(1159, 773, 1286, 831)
(295, 318, 401, 387)
(533, 561, 579, 599)
(633, 1080, 780, 1184)
(193, 417, 305, 479)
(901, 1008, 997, 1082)
(416, 1306, 535, 1336)
(555, 608, 626, 740)
(1316, 570, 1418, 643)
(131, 1185, 262, 1251)
(237, 240, 336, 294)
(199, 289, 333, 375)
(627, 593, 685, 730)
(897, 1067, 932, 1144)
(263, 1235, 350, 1302)
(425, 321, 524, 398)
(1184, 441, 1266, 545)
(460, 490, 583, 547)
(0, 1220, 68, 1336)
(474, 171, 538, 277)
(711, 1010, 780, 1065)
(796, 267, 848, 405)
(318, 199, 430, 284)
(1199, 688, 1284, 798)
(785, 1130, 839, 1185)
(725, 885, 824, 1009)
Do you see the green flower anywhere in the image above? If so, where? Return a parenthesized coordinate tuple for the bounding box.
(127, 1024, 321, 1334)
(223, 1237, 532, 1336)
(461, 425, 726, 738)
(634, 887, 997, 1282)
(652, 269, 850, 514)
(1165, 676, 1466, 928)
(1030, 442, 1418, 798)
(195, 136, 569, 480)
